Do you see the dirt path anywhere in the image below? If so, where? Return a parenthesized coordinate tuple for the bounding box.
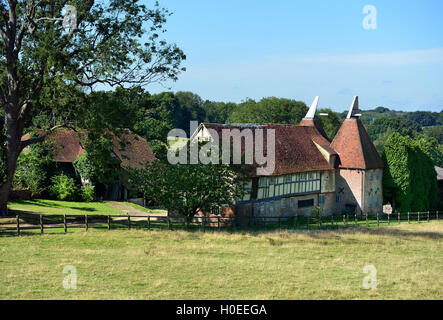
(105, 202, 166, 216)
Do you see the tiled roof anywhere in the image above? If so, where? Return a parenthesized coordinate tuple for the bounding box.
(331, 119, 384, 169)
(22, 129, 155, 169)
(201, 123, 335, 176)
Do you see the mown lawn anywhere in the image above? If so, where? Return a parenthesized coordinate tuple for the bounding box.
(0, 221, 442, 299)
(8, 199, 123, 216)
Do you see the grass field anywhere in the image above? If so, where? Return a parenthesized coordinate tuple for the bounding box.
(7, 199, 166, 216)
(1, 221, 442, 299)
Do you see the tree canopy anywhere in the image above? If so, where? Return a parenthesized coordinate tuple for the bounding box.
(0, 0, 185, 214)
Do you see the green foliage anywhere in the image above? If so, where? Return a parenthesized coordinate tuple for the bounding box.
(13, 138, 55, 197)
(382, 132, 439, 212)
(318, 108, 342, 141)
(228, 97, 308, 124)
(423, 125, 443, 144)
(49, 174, 78, 201)
(73, 152, 98, 185)
(80, 186, 96, 203)
(367, 118, 421, 141)
(128, 141, 251, 218)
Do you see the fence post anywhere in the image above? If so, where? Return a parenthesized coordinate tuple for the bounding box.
(294, 214, 297, 229)
(40, 214, 44, 234)
(376, 212, 379, 227)
(233, 216, 237, 232)
(331, 215, 334, 226)
(167, 217, 171, 230)
(64, 214, 67, 233)
(107, 215, 111, 231)
(388, 213, 390, 225)
(319, 216, 322, 228)
(202, 216, 205, 232)
(354, 214, 358, 227)
(127, 216, 131, 230)
(218, 216, 221, 231)
(398, 212, 401, 224)
(437, 211, 439, 221)
(427, 211, 430, 223)
(16, 215, 20, 236)
(418, 212, 420, 223)
(343, 214, 347, 226)
(85, 214, 88, 231)
(278, 217, 281, 231)
(366, 213, 369, 227)
(307, 216, 310, 230)
(147, 216, 151, 231)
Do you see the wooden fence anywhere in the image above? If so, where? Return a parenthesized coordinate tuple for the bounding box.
(0, 211, 440, 236)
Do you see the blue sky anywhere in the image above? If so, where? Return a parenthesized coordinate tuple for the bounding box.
(142, 0, 443, 112)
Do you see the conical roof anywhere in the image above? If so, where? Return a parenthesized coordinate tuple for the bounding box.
(331, 97, 384, 169)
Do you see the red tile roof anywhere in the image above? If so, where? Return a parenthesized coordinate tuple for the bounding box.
(331, 119, 384, 169)
(201, 123, 335, 176)
(22, 129, 155, 169)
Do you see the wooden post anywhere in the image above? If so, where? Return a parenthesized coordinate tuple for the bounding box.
(218, 216, 221, 231)
(319, 216, 322, 228)
(366, 213, 369, 227)
(40, 214, 44, 234)
(147, 216, 151, 231)
(202, 216, 205, 232)
(376, 212, 379, 227)
(418, 212, 420, 223)
(107, 215, 111, 231)
(167, 217, 171, 230)
(85, 214, 88, 231)
(355, 214, 358, 226)
(16, 215, 20, 236)
(388, 213, 390, 225)
(127, 216, 131, 230)
(398, 212, 401, 224)
(331, 215, 334, 226)
(427, 211, 430, 222)
(437, 211, 439, 221)
(343, 214, 346, 226)
(63, 214, 67, 233)
(408, 212, 410, 224)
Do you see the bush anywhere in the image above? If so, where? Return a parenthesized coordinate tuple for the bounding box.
(81, 185, 96, 202)
(50, 174, 78, 201)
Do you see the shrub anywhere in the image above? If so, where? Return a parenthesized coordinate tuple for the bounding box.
(50, 174, 78, 201)
(81, 185, 96, 202)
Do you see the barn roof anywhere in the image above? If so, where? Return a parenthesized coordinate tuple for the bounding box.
(199, 123, 335, 176)
(331, 118, 384, 169)
(21, 129, 156, 169)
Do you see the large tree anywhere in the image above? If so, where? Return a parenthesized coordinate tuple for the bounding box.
(0, 0, 185, 215)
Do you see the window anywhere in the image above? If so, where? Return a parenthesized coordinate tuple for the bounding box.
(376, 170, 380, 180)
(369, 171, 374, 180)
(319, 194, 325, 205)
(256, 172, 321, 201)
(298, 199, 314, 208)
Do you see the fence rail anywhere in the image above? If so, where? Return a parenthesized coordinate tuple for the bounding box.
(0, 211, 440, 236)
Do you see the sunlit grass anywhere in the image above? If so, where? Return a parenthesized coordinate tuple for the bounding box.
(1, 221, 442, 299)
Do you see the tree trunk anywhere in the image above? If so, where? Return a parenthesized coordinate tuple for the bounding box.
(0, 157, 19, 216)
